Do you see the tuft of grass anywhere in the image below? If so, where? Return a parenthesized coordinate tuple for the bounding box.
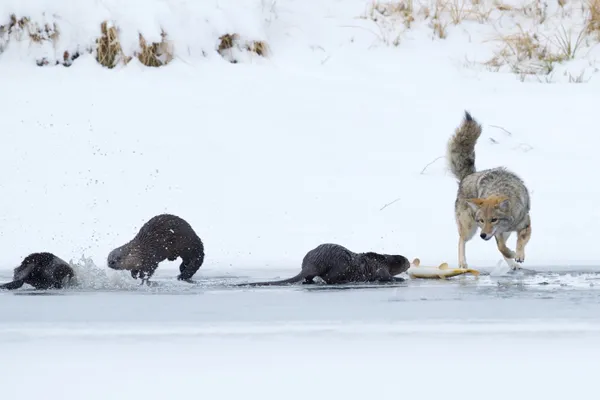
(432, 20, 449, 38)
(519, 0, 548, 24)
(485, 22, 589, 77)
(425, 0, 448, 39)
(447, 0, 470, 24)
(485, 28, 554, 75)
(0, 14, 78, 67)
(586, 0, 600, 38)
(96, 21, 130, 68)
(27, 21, 59, 43)
(136, 31, 173, 67)
(494, 1, 513, 11)
(1, 14, 59, 47)
(368, 0, 415, 30)
(545, 24, 587, 60)
(217, 33, 270, 63)
(246, 40, 269, 56)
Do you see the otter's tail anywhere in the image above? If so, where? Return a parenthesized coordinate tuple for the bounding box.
(446, 111, 482, 182)
(0, 279, 25, 290)
(236, 273, 305, 287)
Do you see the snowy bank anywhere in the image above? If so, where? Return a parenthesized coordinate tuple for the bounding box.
(0, 0, 271, 67)
(0, 0, 598, 81)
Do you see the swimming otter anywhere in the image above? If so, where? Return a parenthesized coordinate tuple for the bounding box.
(0, 252, 75, 290)
(238, 243, 411, 286)
(107, 214, 205, 284)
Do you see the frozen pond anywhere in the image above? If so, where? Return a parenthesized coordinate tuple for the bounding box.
(2, 266, 600, 400)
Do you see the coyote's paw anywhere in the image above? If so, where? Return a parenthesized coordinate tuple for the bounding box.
(505, 258, 520, 270)
(458, 262, 469, 269)
(515, 251, 525, 263)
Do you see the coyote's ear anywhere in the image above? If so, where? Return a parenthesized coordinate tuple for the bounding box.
(465, 198, 484, 211)
(497, 198, 510, 210)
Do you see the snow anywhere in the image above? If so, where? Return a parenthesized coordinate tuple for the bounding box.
(1, 56, 597, 271)
(1, 1, 600, 396)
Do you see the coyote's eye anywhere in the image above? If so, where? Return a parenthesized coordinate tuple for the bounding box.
(491, 218, 498, 223)
(478, 219, 484, 223)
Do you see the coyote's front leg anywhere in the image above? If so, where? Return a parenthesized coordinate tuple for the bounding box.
(457, 208, 477, 269)
(495, 232, 519, 270)
(515, 216, 532, 263)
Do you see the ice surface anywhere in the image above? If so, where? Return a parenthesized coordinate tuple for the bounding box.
(2, 267, 600, 399)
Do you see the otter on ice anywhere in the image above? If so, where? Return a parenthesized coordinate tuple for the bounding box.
(238, 243, 410, 286)
(0, 252, 75, 290)
(107, 214, 205, 284)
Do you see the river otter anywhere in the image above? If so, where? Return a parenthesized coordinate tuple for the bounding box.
(238, 243, 411, 286)
(107, 214, 205, 284)
(0, 252, 75, 290)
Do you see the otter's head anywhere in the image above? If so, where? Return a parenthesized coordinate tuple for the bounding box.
(13, 260, 36, 281)
(363, 252, 411, 276)
(107, 245, 141, 271)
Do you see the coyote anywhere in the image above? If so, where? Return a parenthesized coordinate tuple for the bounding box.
(446, 111, 531, 270)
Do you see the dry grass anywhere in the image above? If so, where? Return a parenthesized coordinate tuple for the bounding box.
(367, 0, 495, 41)
(425, 1, 449, 38)
(1, 15, 59, 46)
(96, 21, 130, 68)
(519, 0, 548, 23)
(363, 0, 598, 82)
(217, 33, 269, 63)
(484, 22, 588, 76)
(247, 39, 269, 56)
(485, 28, 554, 74)
(218, 33, 239, 53)
(431, 19, 449, 38)
(371, 0, 416, 28)
(26, 20, 59, 43)
(0, 14, 79, 67)
(586, 0, 600, 37)
(494, 1, 514, 12)
(546, 24, 587, 59)
(446, 0, 471, 24)
(136, 31, 173, 67)
(430, 0, 494, 25)
(0, 15, 27, 39)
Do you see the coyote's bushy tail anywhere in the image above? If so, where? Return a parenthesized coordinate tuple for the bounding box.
(446, 111, 482, 181)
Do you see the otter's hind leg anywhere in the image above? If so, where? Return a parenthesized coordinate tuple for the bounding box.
(300, 263, 321, 284)
(53, 266, 75, 289)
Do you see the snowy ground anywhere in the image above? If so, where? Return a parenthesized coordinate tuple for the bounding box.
(1, 0, 600, 398)
(1, 60, 599, 271)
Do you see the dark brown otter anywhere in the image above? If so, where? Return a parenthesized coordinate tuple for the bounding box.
(107, 214, 205, 284)
(238, 243, 410, 286)
(0, 252, 75, 290)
